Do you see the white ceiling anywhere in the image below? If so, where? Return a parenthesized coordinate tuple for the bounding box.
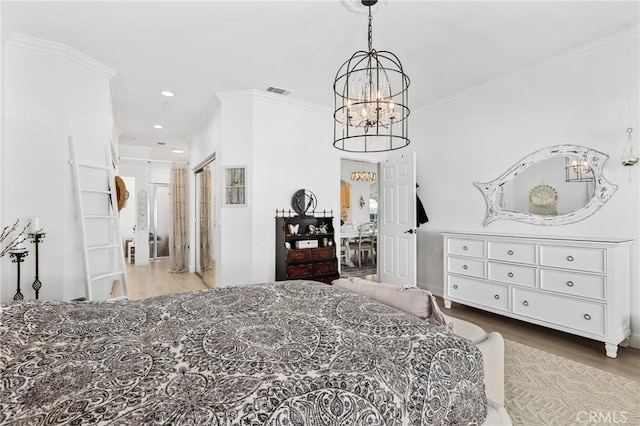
(2, 1, 639, 160)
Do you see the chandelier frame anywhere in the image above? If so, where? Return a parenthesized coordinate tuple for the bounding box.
(333, 0, 410, 152)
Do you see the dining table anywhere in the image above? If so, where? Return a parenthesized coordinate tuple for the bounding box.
(339, 227, 377, 268)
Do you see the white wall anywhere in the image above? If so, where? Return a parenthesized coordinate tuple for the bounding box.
(1, 35, 116, 302)
(411, 31, 640, 346)
(189, 91, 340, 286)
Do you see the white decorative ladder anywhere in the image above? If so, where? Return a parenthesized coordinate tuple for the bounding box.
(69, 137, 129, 301)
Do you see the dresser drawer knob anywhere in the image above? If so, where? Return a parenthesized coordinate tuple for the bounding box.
(463, 265, 468, 270)
(453, 285, 458, 290)
(567, 255, 574, 262)
(508, 272, 514, 278)
(523, 301, 529, 306)
(507, 250, 514, 255)
(566, 281, 575, 287)
(584, 314, 591, 320)
(494, 294, 500, 300)
(463, 245, 468, 251)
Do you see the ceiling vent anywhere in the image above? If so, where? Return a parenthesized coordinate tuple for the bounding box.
(266, 86, 291, 96)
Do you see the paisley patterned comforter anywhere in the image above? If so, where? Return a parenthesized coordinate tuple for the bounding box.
(0, 280, 487, 425)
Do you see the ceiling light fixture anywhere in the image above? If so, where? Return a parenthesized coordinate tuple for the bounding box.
(333, 0, 410, 152)
(351, 170, 377, 182)
(160, 90, 175, 97)
(171, 149, 184, 154)
(153, 124, 164, 129)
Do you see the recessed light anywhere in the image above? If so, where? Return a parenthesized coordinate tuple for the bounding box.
(171, 149, 184, 154)
(160, 90, 175, 97)
(153, 124, 164, 129)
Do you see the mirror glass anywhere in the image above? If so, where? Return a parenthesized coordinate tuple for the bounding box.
(475, 145, 617, 226)
(195, 163, 215, 287)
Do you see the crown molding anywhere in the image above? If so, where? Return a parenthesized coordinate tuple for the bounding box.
(186, 90, 331, 143)
(217, 89, 332, 115)
(184, 95, 222, 143)
(415, 25, 640, 115)
(4, 33, 116, 80)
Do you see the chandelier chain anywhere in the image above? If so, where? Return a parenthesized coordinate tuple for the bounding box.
(367, 6, 373, 52)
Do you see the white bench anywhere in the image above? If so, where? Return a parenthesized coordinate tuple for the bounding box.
(449, 316, 511, 425)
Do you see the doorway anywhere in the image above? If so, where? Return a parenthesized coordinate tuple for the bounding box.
(195, 160, 215, 287)
(149, 183, 170, 259)
(339, 159, 379, 278)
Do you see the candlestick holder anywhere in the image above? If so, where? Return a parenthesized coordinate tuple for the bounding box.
(9, 248, 29, 301)
(29, 232, 46, 299)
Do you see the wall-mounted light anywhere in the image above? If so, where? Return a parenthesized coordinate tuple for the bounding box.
(359, 195, 366, 209)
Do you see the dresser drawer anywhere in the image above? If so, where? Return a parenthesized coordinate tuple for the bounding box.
(313, 261, 337, 276)
(540, 269, 606, 301)
(487, 241, 536, 265)
(287, 264, 313, 279)
(447, 275, 509, 312)
(286, 249, 311, 264)
(539, 245, 605, 273)
(448, 238, 484, 258)
(488, 262, 536, 288)
(311, 247, 335, 261)
(447, 256, 485, 278)
(513, 288, 605, 336)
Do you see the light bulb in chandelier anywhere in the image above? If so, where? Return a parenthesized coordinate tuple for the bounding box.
(621, 128, 639, 167)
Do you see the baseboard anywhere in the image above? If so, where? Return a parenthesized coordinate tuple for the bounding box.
(419, 281, 443, 298)
(628, 332, 640, 350)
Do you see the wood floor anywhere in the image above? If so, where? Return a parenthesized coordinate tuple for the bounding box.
(125, 259, 208, 300)
(124, 265, 639, 381)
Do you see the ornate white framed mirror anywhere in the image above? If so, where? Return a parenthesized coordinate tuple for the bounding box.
(475, 145, 617, 226)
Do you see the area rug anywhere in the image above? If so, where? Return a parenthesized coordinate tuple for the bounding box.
(340, 265, 377, 278)
(504, 339, 639, 425)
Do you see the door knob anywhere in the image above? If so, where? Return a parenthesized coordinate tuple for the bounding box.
(404, 229, 416, 234)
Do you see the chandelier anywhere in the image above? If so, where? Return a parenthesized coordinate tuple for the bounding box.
(565, 156, 594, 183)
(351, 170, 377, 181)
(333, 0, 410, 152)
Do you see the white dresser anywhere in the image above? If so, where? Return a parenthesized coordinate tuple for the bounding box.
(442, 231, 633, 358)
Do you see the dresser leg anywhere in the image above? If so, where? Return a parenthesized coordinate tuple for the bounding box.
(620, 337, 630, 348)
(444, 299, 452, 309)
(604, 343, 618, 358)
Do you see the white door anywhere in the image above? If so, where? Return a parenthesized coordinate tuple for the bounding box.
(378, 152, 417, 286)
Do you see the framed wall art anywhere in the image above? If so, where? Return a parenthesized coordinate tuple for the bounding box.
(224, 166, 247, 206)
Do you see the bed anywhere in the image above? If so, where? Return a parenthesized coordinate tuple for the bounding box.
(1, 280, 487, 425)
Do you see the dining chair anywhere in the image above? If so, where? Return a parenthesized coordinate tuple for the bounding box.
(339, 242, 348, 265)
(349, 222, 376, 267)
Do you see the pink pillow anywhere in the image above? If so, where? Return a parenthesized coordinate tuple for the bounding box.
(332, 277, 453, 328)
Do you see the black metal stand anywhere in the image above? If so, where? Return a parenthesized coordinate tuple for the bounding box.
(29, 232, 46, 299)
(9, 250, 29, 301)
